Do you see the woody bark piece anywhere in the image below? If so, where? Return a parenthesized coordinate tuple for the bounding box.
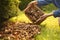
(24, 4, 44, 24)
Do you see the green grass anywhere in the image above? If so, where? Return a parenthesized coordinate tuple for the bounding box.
(40, 3, 57, 13)
(9, 11, 31, 23)
(9, 12, 60, 40)
(35, 16, 60, 40)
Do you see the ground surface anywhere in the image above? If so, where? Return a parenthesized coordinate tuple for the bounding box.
(0, 21, 40, 40)
(9, 12, 60, 40)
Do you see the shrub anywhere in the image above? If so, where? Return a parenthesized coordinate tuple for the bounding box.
(0, 0, 20, 23)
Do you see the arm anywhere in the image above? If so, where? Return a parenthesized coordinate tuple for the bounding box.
(53, 10, 60, 17)
(36, 9, 60, 23)
(34, 0, 52, 6)
(38, 9, 60, 19)
(34, 9, 60, 24)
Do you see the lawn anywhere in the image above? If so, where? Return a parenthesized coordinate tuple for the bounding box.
(35, 16, 60, 40)
(9, 12, 60, 40)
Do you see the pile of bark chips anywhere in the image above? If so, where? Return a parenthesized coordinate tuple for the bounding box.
(0, 5, 44, 40)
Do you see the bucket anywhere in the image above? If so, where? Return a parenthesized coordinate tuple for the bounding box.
(24, 4, 44, 25)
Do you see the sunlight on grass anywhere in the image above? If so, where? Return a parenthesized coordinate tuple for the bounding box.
(9, 12, 32, 23)
(35, 16, 60, 40)
(41, 16, 60, 29)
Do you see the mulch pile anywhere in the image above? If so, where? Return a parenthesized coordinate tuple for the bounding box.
(0, 22, 41, 40)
